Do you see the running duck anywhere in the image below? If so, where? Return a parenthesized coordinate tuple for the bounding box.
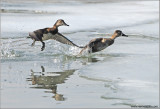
(79, 30, 128, 55)
(28, 19, 69, 51)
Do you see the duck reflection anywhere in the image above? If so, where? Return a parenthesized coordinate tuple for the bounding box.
(28, 66, 76, 101)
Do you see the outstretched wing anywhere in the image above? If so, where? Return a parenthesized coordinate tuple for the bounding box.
(44, 32, 84, 48)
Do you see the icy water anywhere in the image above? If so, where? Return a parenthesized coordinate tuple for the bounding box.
(1, 0, 159, 108)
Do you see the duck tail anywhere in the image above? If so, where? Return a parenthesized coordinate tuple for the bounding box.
(28, 32, 39, 41)
(27, 36, 31, 38)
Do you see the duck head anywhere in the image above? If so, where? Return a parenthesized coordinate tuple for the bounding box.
(110, 30, 128, 39)
(114, 30, 128, 37)
(54, 19, 69, 27)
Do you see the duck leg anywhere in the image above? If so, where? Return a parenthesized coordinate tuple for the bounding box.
(31, 40, 35, 46)
(78, 48, 85, 55)
(41, 41, 45, 51)
(78, 46, 88, 55)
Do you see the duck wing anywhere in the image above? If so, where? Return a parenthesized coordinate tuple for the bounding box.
(44, 32, 84, 48)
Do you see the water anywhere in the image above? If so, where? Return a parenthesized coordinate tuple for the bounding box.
(1, 0, 159, 108)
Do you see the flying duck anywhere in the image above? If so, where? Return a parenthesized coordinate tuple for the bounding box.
(78, 30, 128, 55)
(28, 19, 71, 51)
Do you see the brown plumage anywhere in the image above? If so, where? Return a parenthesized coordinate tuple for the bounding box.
(79, 30, 128, 55)
(28, 19, 69, 51)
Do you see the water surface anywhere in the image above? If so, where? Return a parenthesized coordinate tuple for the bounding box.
(1, 0, 159, 108)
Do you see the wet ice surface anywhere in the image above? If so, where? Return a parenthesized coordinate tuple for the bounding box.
(1, 0, 159, 108)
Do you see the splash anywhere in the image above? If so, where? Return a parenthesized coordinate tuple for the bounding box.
(1, 39, 20, 58)
(43, 41, 82, 57)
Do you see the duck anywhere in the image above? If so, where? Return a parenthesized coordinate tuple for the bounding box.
(78, 30, 128, 55)
(28, 19, 70, 51)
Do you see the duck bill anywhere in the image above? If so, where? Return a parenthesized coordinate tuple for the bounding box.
(122, 33, 128, 37)
(63, 22, 69, 26)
